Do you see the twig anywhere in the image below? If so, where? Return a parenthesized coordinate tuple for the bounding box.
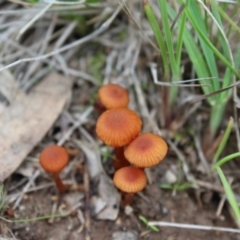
(48, 201, 58, 224)
(57, 106, 93, 146)
(0, 5, 122, 73)
(148, 221, 240, 234)
(103, 50, 117, 84)
(193, 128, 210, 174)
(167, 139, 197, 187)
(21, 15, 57, 87)
(16, 3, 53, 40)
(83, 165, 91, 240)
(216, 194, 227, 217)
(12, 170, 40, 210)
(149, 62, 213, 87)
(53, 21, 78, 76)
(195, 179, 224, 192)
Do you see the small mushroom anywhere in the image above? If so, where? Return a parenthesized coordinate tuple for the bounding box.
(113, 166, 147, 205)
(39, 145, 69, 192)
(96, 108, 142, 147)
(98, 83, 129, 110)
(124, 133, 168, 168)
(113, 166, 147, 193)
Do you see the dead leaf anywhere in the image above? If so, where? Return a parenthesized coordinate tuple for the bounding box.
(75, 140, 104, 178)
(96, 174, 120, 220)
(0, 72, 72, 182)
(74, 140, 120, 220)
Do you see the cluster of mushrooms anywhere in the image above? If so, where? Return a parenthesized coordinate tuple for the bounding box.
(38, 83, 168, 204)
(96, 84, 168, 204)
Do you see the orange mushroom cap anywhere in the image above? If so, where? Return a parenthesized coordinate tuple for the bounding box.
(113, 166, 147, 193)
(124, 133, 168, 168)
(39, 145, 69, 173)
(98, 84, 129, 109)
(96, 108, 142, 147)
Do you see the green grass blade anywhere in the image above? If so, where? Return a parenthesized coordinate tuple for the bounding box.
(220, 44, 240, 102)
(216, 166, 240, 224)
(176, 4, 187, 67)
(209, 103, 227, 136)
(209, 0, 234, 102)
(143, 0, 170, 81)
(214, 152, 240, 169)
(185, 5, 240, 79)
(157, 0, 178, 76)
(158, 0, 180, 103)
(167, 5, 215, 105)
(139, 215, 159, 232)
(187, 0, 220, 91)
(217, 3, 240, 36)
(213, 117, 234, 163)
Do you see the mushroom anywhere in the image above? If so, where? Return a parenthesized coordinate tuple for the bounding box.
(39, 145, 69, 192)
(113, 166, 147, 205)
(124, 133, 168, 168)
(96, 108, 142, 170)
(96, 108, 142, 147)
(95, 84, 129, 113)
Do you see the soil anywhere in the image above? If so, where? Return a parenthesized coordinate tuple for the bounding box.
(2, 161, 239, 240)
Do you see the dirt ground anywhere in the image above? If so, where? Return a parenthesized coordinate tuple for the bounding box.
(1, 161, 239, 240)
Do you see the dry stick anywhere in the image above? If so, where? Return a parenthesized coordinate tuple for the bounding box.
(33, 16, 72, 79)
(57, 106, 93, 146)
(44, 0, 85, 5)
(7, 39, 98, 87)
(83, 164, 91, 240)
(16, 3, 52, 40)
(77, 209, 85, 233)
(0, 8, 40, 15)
(48, 201, 58, 224)
(131, 40, 149, 119)
(167, 140, 197, 187)
(118, 0, 159, 52)
(13, 170, 40, 210)
(216, 194, 227, 218)
(193, 129, 210, 174)
(93, 37, 128, 49)
(148, 221, 240, 234)
(195, 179, 224, 193)
(21, 15, 57, 86)
(149, 62, 212, 87)
(1, 28, 105, 86)
(0, 5, 122, 73)
(170, 102, 201, 131)
(1, 27, 57, 62)
(79, 127, 97, 146)
(103, 50, 118, 84)
(53, 21, 78, 76)
(0, 21, 23, 30)
(115, 41, 132, 72)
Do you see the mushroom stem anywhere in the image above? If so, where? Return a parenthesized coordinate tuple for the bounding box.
(93, 99, 106, 115)
(122, 192, 134, 206)
(52, 173, 67, 193)
(113, 147, 129, 171)
(162, 87, 171, 128)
